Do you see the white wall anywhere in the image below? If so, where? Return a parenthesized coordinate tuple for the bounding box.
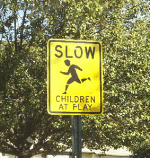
(0, 154, 9, 158)
(46, 155, 69, 158)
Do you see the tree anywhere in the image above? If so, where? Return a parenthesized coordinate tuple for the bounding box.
(130, 143, 150, 158)
(82, 0, 150, 153)
(0, 0, 150, 157)
(0, 1, 73, 158)
(80, 0, 150, 153)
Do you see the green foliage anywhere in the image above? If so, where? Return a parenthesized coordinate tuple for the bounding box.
(82, 0, 150, 153)
(0, 41, 71, 157)
(130, 144, 150, 158)
(0, 0, 150, 157)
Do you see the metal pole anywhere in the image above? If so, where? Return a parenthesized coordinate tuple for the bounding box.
(71, 115, 82, 158)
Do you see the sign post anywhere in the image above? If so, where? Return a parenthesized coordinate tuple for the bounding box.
(71, 116, 82, 158)
(47, 39, 103, 158)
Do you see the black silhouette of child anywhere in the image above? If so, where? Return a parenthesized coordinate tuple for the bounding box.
(60, 60, 91, 94)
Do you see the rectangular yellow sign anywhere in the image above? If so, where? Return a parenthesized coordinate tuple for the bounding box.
(47, 39, 103, 115)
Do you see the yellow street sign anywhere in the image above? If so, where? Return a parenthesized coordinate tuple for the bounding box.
(47, 39, 103, 115)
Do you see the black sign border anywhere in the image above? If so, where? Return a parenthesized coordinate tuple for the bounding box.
(48, 39, 103, 115)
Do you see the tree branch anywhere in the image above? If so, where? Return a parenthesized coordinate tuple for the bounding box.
(20, 7, 27, 48)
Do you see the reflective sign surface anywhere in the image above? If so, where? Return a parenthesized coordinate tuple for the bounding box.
(47, 39, 103, 115)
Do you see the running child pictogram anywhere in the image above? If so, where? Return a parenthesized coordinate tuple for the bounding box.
(60, 59, 91, 94)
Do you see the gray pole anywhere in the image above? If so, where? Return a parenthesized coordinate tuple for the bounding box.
(71, 115, 82, 158)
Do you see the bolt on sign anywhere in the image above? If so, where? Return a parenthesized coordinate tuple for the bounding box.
(47, 39, 103, 115)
